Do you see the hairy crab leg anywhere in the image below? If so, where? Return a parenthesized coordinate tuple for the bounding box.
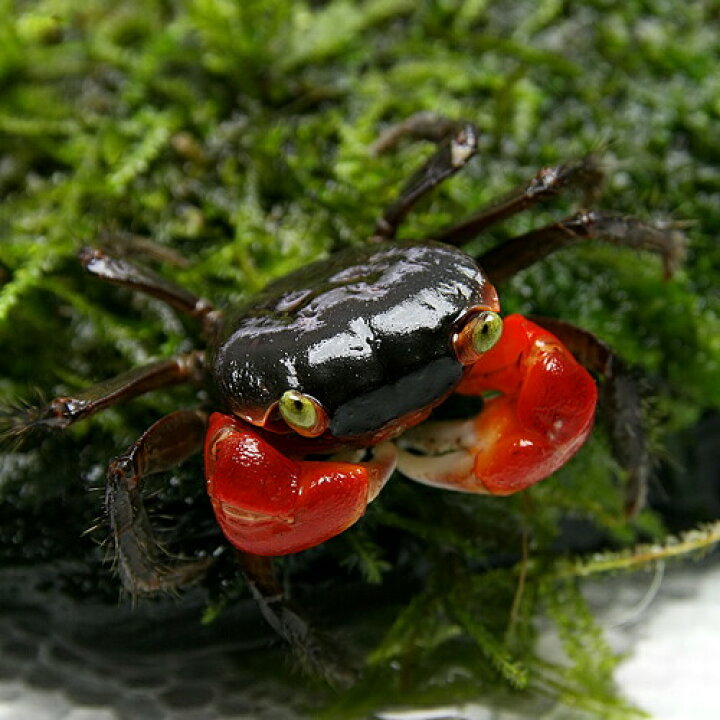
(105, 409, 213, 594)
(2, 351, 205, 441)
(205, 413, 397, 556)
(237, 552, 358, 685)
(396, 314, 597, 495)
(530, 316, 650, 516)
(94, 229, 194, 268)
(478, 210, 685, 282)
(80, 247, 222, 336)
(432, 154, 606, 246)
(2, 243, 220, 441)
(371, 112, 478, 240)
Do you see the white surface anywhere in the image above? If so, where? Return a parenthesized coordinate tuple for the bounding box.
(615, 561, 720, 720)
(378, 558, 720, 720)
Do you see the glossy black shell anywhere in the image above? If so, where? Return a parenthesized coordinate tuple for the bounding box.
(212, 241, 496, 439)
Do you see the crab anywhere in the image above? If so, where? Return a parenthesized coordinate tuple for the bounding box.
(7, 113, 682, 642)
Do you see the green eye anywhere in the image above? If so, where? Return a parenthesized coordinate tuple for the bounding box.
(471, 310, 503, 354)
(279, 390, 323, 434)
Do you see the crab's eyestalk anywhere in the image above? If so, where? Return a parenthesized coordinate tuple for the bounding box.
(470, 310, 503, 353)
(454, 308, 504, 365)
(278, 390, 328, 437)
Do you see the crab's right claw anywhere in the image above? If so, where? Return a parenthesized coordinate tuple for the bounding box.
(204, 413, 396, 556)
(396, 315, 597, 495)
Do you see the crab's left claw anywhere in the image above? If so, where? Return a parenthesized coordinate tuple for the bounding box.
(396, 314, 597, 495)
(205, 413, 396, 556)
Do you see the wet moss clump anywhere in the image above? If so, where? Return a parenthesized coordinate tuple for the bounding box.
(1, 1, 719, 717)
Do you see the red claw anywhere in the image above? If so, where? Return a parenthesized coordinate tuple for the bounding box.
(396, 314, 597, 495)
(204, 413, 395, 556)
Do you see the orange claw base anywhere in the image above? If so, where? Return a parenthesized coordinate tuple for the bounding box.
(204, 413, 392, 556)
(457, 314, 598, 494)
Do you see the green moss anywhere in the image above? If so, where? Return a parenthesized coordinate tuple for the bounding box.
(1, 1, 719, 717)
